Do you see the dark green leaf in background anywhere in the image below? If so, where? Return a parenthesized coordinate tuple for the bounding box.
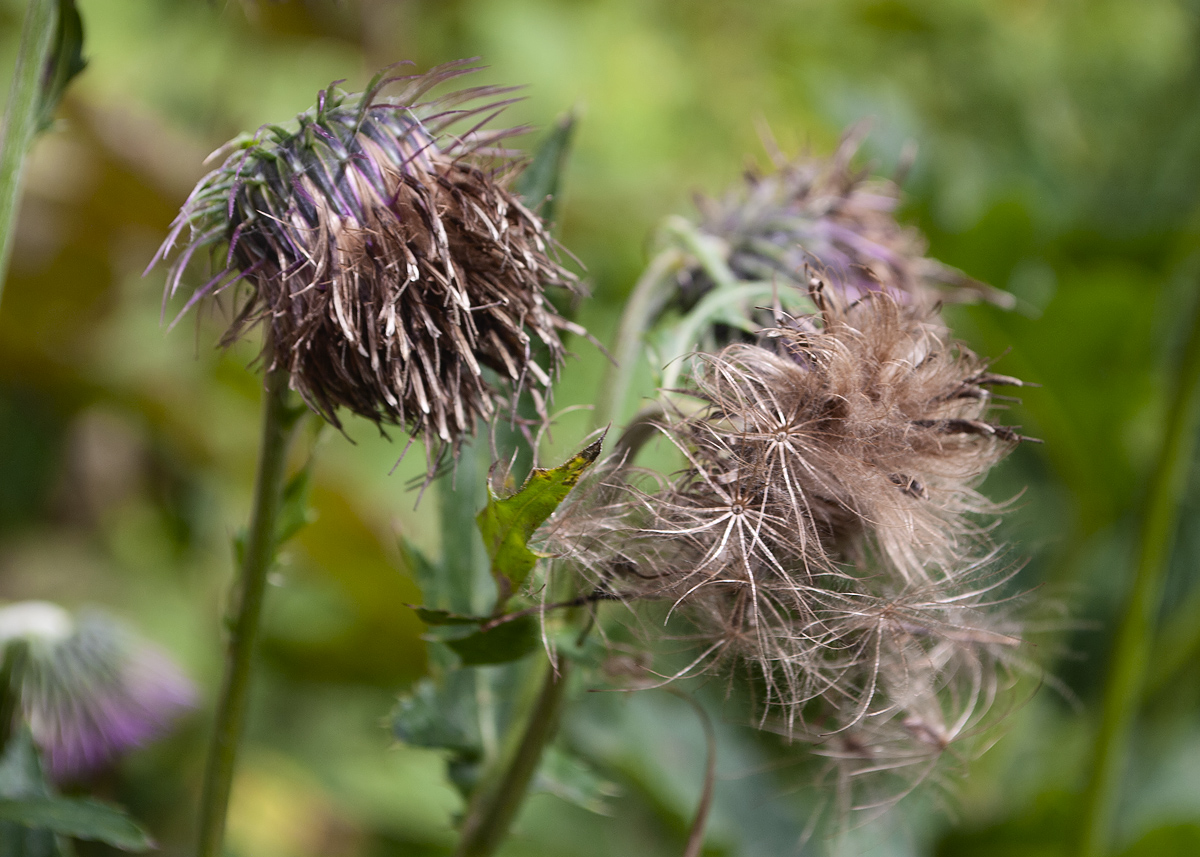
(413, 607, 486, 626)
(0, 731, 49, 802)
(445, 615, 541, 666)
(0, 729, 61, 857)
(0, 730, 152, 852)
(1120, 825, 1200, 857)
(391, 676, 482, 759)
(535, 746, 620, 816)
(36, 0, 86, 133)
(515, 110, 578, 226)
(0, 799, 153, 852)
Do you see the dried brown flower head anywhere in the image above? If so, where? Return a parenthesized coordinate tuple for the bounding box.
(154, 61, 584, 468)
(560, 288, 1031, 807)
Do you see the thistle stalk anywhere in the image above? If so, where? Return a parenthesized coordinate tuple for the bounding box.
(454, 657, 570, 857)
(1075, 288, 1200, 857)
(438, 435, 490, 616)
(0, 0, 57, 300)
(594, 247, 683, 431)
(446, 427, 567, 857)
(196, 365, 300, 857)
(0, 641, 29, 758)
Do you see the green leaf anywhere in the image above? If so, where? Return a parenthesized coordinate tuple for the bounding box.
(232, 528, 247, 568)
(476, 437, 603, 605)
(0, 823, 61, 857)
(515, 109, 578, 226)
(445, 616, 540, 666)
(0, 730, 59, 856)
(436, 438, 489, 615)
(657, 280, 816, 391)
(413, 607, 484, 626)
(536, 746, 620, 815)
(399, 538, 440, 604)
(1119, 825, 1200, 857)
(0, 799, 152, 852)
(0, 730, 50, 802)
(36, 0, 87, 133)
(391, 676, 481, 758)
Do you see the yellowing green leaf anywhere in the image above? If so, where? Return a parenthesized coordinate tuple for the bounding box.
(476, 437, 603, 606)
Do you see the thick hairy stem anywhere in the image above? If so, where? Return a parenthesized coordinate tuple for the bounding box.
(196, 367, 298, 857)
(0, 0, 57, 301)
(1075, 290, 1200, 857)
(454, 657, 569, 857)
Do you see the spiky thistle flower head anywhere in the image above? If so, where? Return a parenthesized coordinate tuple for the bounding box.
(154, 60, 584, 469)
(0, 602, 196, 780)
(670, 126, 1013, 320)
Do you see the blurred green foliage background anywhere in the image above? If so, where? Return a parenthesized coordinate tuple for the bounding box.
(3, 0, 1200, 854)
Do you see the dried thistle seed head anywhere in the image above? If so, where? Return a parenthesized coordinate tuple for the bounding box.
(671, 126, 1012, 321)
(0, 602, 196, 780)
(558, 290, 1030, 785)
(696, 287, 1029, 584)
(155, 60, 584, 470)
(804, 587, 1024, 819)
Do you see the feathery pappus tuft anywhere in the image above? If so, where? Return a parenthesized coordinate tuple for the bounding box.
(0, 602, 196, 780)
(556, 289, 1031, 810)
(153, 60, 585, 471)
(670, 126, 1013, 322)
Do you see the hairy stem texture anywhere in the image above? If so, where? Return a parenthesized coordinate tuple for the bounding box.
(454, 658, 570, 857)
(0, 0, 57, 303)
(1076, 289, 1200, 857)
(196, 367, 297, 857)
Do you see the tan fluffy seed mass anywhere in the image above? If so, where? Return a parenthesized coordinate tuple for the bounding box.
(558, 289, 1029, 807)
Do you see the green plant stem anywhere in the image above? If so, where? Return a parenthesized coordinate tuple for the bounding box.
(196, 366, 298, 857)
(1075, 290, 1200, 857)
(0, 0, 57, 301)
(0, 641, 29, 759)
(454, 657, 570, 857)
(594, 247, 683, 431)
(664, 689, 716, 857)
(1144, 580, 1200, 699)
(439, 434, 490, 615)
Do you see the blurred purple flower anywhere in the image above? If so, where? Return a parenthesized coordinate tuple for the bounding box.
(0, 602, 196, 780)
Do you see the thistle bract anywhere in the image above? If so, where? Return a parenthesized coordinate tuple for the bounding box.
(0, 602, 196, 780)
(156, 61, 583, 468)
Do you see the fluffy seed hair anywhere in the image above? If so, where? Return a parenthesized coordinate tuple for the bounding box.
(562, 289, 1029, 803)
(154, 60, 583, 469)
